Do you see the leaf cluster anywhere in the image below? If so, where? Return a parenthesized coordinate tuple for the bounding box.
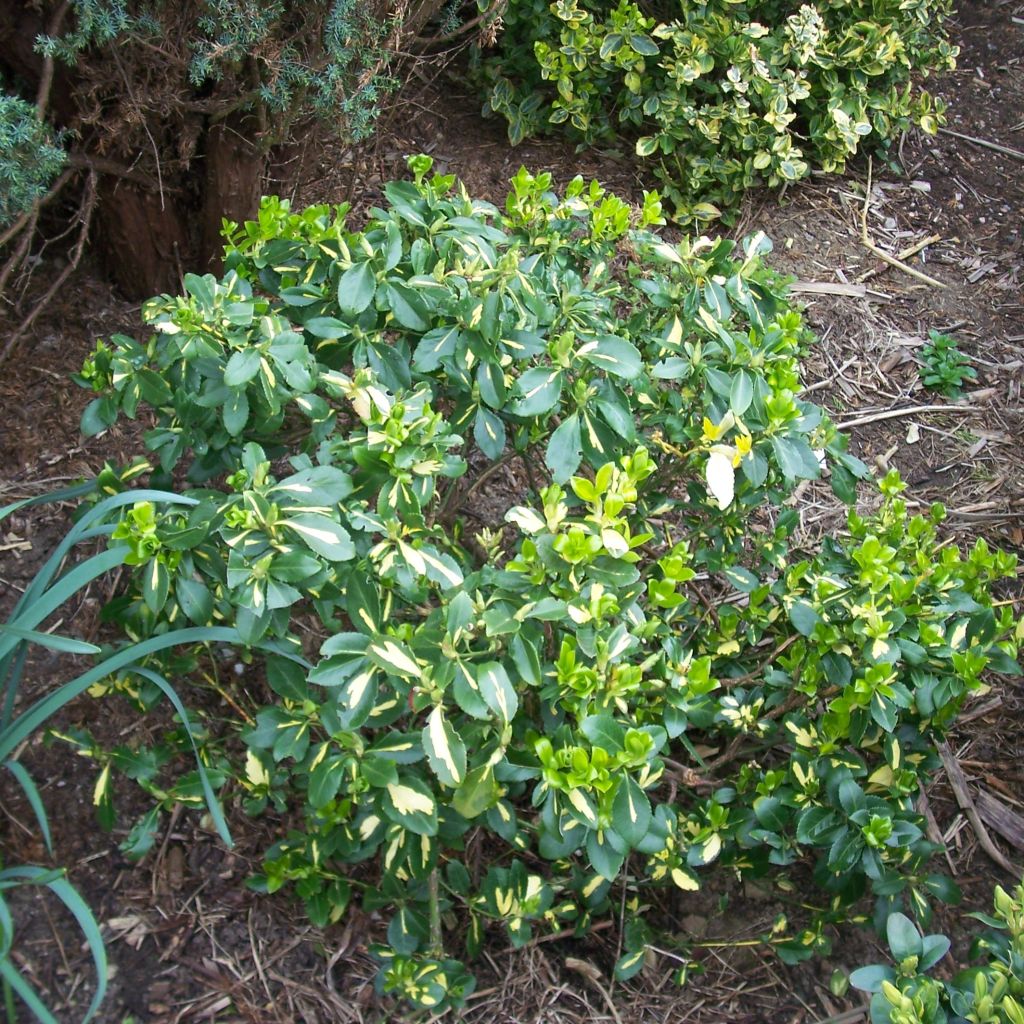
(919, 330, 977, 398)
(479, 0, 958, 223)
(66, 160, 1021, 1012)
(0, 88, 66, 226)
(851, 880, 1024, 1024)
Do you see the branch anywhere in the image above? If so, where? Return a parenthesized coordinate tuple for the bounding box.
(66, 153, 166, 190)
(835, 402, 980, 431)
(860, 159, 947, 289)
(0, 171, 98, 369)
(0, 168, 75, 252)
(36, 1, 71, 116)
(412, 0, 509, 50)
(938, 127, 1024, 162)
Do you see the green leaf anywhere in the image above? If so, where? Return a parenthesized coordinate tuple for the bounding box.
(721, 566, 759, 593)
(223, 388, 249, 435)
(849, 964, 895, 994)
(580, 714, 625, 752)
(753, 795, 787, 831)
(453, 764, 501, 819)
(474, 406, 507, 460)
(281, 514, 354, 561)
(578, 336, 642, 379)
(337, 261, 376, 316)
(919, 933, 950, 971)
(886, 913, 923, 961)
(80, 397, 116, 437)
(346, 571, 382, 635)
(612, 775, 652, 847)
(386, 281, 431, 332)
(730, 371, 753, 415)
(614, 949, 647, 981)
(476, 661, 518, 723)
(176, 577, 213, 625)
(422, 706, 467, 786)
(265, 653, 308, 701)
(514, 367, 563, 416)
(367, 637, 421, 679)
(587, 828, 626, 879)
(141, 558, 170, 614)
(453, 660, 490, 719)
(771, 435, 821, 482)
(310, 632, 370, 685)
(545, 414, 582, 483)
(365, 733, 422, 765)
(635, 135, 659, 157)
(309, 752, 348, 808)
(272, 466, 353, 505)
(628, 34, 659, 56)
(413, 326, 460, 372)
(303, 316, 348, 339)
(788, 599, 820, 637)
(224, 348, 261, 387)
(383, 776, 438, 836)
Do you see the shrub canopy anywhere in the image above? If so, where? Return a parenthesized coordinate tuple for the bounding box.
(71, 161, 1019, 1011)
(480, 0, 958, 222)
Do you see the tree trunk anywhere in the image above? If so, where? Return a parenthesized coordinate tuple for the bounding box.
(93, 112, 269, 298)
(200, 112, 267, 277)
(93, 181, 190, 298)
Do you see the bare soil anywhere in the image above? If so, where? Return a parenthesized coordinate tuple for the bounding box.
(1, 2, 1022, 1021)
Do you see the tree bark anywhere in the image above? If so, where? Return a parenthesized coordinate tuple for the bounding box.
(93, 181, 189, 298)
(200, 111, 267, 276)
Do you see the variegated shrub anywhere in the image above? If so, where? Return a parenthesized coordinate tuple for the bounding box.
(71, 160, 1019, 1010)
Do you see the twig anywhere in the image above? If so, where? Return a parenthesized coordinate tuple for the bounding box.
(917, 784, 956, 875)
(860, 160, 947, 289)
(811, 1008, 870, 1024)
(428, 868, 443, 957)
(566, 958, 625, 1024)
(0, 168, 76, 255)
(938, 127, 1024, 162)
(938, 741, 1021, 877)
(512, 918, 613, 952)
(857, 233, 941, 283)
(413, 0, 509, 49)
(0, 171, 98, 369)
(439, 448, 517, 523)
(36, 1, 70, 116)
(836, 403, 978, 431)
(0, 209, 38, 302)
(801, 357, 859, 395)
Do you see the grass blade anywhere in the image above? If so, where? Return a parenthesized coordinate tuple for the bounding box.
(0, 626, 241, 764)
(0, 547, 128, 664)
(132, 666, 233, 847)
(0, 958, 59, 1024)
(1, 866, 107, 1022)
(0, 624, 101, 656)
(0, 479, 97, 524)
(3, 761, 52, 855)
(10, 490, 197, 622)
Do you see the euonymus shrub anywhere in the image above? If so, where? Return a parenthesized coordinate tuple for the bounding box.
(480, 0, 957, 223)
(72, 159, 1019, 1011)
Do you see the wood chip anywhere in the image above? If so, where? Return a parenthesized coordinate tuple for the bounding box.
(938, 741, 1022, 876)
(790, 281, 868, 298)
(976, 790, 1024, 852)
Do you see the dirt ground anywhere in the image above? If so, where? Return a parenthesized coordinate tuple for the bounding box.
(1, 2, 1023, 1021)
